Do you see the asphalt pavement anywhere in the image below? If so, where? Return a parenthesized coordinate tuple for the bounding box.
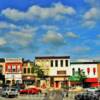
(0, 91, 77, 100)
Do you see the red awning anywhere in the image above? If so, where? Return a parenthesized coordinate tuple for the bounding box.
(85, 78, 98, 82)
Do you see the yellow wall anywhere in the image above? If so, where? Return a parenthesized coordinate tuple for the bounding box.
(35, 59, 50, 76)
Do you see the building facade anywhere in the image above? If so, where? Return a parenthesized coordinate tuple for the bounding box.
(22, 60, 36, 85)
(70, 61, 100, 87)
(0, 58, 5, 85)
(5, 58, 22, 85)
(35, 56, 71, 88)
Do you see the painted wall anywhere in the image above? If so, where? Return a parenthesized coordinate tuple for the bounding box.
(70, 64, 98, 78)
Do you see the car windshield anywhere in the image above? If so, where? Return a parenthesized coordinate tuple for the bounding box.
(11, 88, 16, 91)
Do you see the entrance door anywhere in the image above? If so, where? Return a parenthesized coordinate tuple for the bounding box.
(55, 81, 59, 88)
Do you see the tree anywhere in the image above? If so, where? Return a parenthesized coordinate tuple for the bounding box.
(69, 70, 87, 87)
(31, 63, 45, 79)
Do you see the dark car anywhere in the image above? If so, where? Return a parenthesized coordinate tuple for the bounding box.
(75, 90, 100, 100)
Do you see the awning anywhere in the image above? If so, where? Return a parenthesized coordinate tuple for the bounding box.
(85, 78, 98, 82)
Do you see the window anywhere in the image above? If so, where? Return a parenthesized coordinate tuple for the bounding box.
(72, 68, 75, 75)
(28, 68, 30, 73)
(78, 68, 81, 74)
(24, 68, 26, 74)
(17, 65, 21, 72)
(93, 68, 96, 75)
(51, 60, 53, 67)
(87, 68, 90, 75)
(55, 60, 58, 67)
(8, 65, 11, 72)
(65, 60, 68, 67)
(60, 60, 63, 67)
(12, 65, 16, 72)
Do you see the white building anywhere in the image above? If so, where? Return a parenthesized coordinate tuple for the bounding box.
(70, 62, 100, 87)
(35, 56, 71, 88)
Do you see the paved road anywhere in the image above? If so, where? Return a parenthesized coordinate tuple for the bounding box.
(0, 92, 77, 100)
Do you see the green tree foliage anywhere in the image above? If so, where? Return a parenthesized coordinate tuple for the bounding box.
(31, 63, 45, 79)
(69, 70, 87, 82)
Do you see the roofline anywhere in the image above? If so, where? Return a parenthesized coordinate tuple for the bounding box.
(35, 56, 70, 59)
(71, 61, 100, 64)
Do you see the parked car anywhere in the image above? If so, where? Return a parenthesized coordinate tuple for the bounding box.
(1, 87, 18, 97)
(19, 87, 41, 94)
(84, 87, 98, 92)
(74, 89, 100, 100)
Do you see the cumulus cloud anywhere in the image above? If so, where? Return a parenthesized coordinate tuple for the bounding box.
(8, 25, 37, 46)
(66, 32, 79, 38)
(82, 20, 96, 28)
(0, 21, 17, 29)
(0, 38, 7, 46)
(42, 25, 58, 31)
(84, 8, 99, 20)
(42, 30, 65, 46)
(1, 3, 76, 21)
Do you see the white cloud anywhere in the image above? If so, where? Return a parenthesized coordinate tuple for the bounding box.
(43, 30, 65, 45)
(82, 20, 96, 28)
(66, 32, 79, 38)
(8, 25, 37, 46)
(0, 38, 7, 46)
(1, 3, 76, 21)
(0, 21, 17, 29)
(42, 25, 58, 31)
(84, 8, 99, 20)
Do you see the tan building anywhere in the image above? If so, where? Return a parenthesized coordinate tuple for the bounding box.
(22, 60, 36, 85)
(35, 56, 71, 88)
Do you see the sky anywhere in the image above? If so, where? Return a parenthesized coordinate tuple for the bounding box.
(0, 0, 100, 61)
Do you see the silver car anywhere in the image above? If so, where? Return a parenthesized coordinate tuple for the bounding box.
(1, 87, 18, 97)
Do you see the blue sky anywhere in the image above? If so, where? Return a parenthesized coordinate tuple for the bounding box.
(0, 0, 100, 61)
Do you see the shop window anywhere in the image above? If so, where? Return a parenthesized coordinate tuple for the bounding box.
(51, 60, 53, 67)
(65, 60, 68, 67)
(93, 68, 96, 75)
(87, 68, 90, 75)
(60, 60, 63, 67)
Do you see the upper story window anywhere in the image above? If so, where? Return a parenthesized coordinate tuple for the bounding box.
(78, 68, 81, 75)
(72, 68, 75, 75)
(65, 60, 68, 67)
(87, 68, 90, 75)
(17, 65, 21, 72)
(28, 68, 30, 73)
(12, 65, 16, 72)
(23, 68, 26, 74)
(60, 60, 63, 67)
(8, 65, 11, 72)
(93, 68, 96, 75)
(55, 60, 58, 67)
(51, 60, 53, 67)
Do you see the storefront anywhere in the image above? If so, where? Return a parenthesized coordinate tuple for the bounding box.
(22, 75, 35, 85)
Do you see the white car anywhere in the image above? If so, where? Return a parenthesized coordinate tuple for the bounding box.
(1, 87, 18, 97)
(85, 87, 98, 92)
